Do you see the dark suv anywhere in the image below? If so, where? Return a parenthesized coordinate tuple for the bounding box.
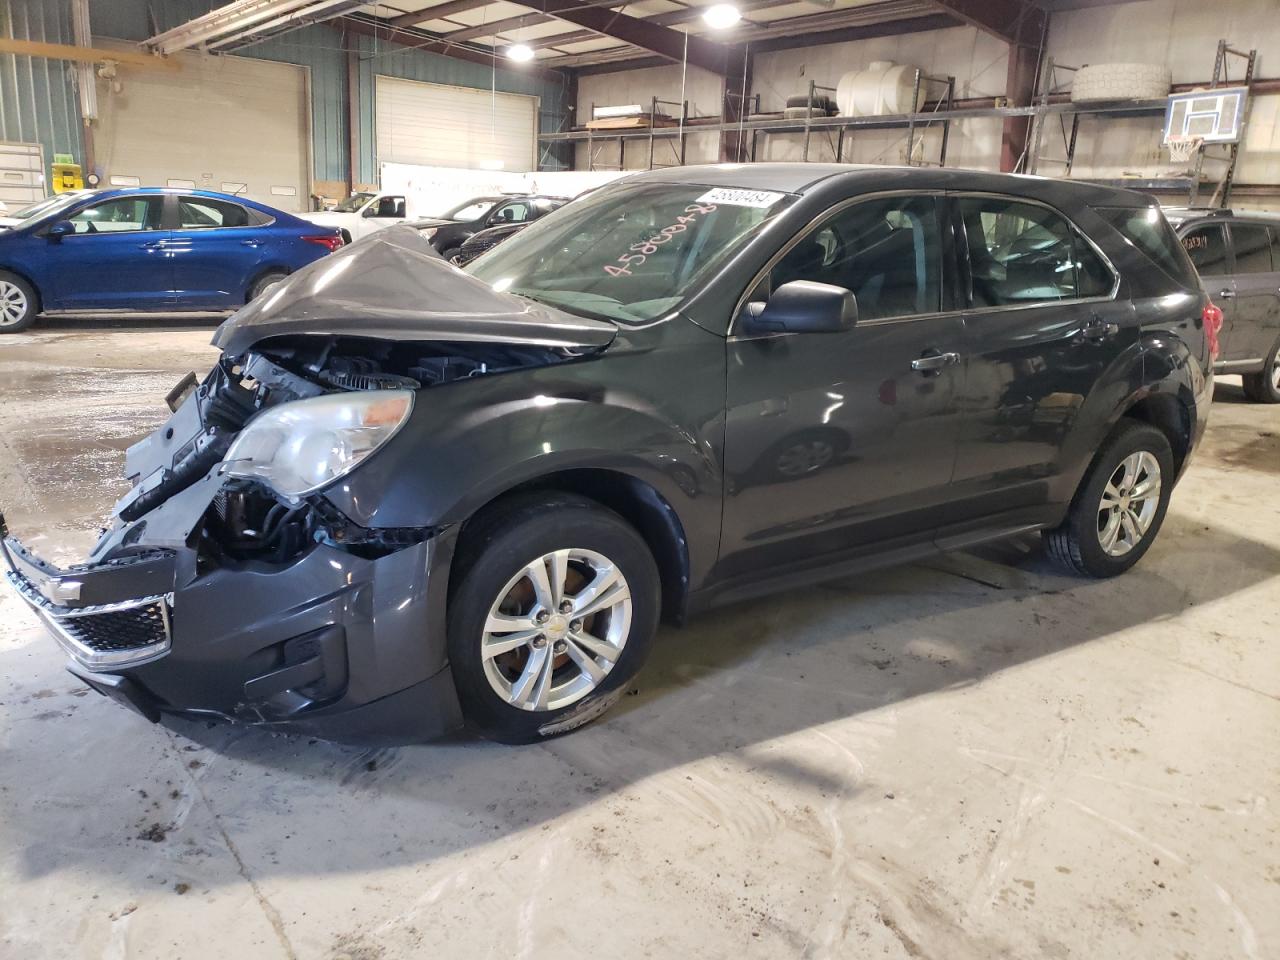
(407, 194, 567, 262)
(2, 165, 1215, 745)
(1169, 208, 1280, 402)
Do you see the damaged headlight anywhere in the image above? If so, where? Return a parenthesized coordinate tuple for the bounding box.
(222, 390, 414, 498)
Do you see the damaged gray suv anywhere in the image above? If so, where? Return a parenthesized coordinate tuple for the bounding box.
(3, 164, 1215, 744)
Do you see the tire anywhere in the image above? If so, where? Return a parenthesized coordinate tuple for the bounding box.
(1043, 419, 1175, 578)
(1241, 335, 1280, 404)
(447, 492, 661, 744)
(0, 270, 38, 333)
(437, 245, 461, 263)
(1070, 63, 1172, 102)
(247, 270, 288, 303)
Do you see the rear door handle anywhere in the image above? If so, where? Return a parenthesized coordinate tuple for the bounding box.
(1081, 319, 1120, 341)
(241, 239, 262, 248)
(911, 350, 960, 373)
(1217, 289, 1235, 300)
(138, 240, 166, 250)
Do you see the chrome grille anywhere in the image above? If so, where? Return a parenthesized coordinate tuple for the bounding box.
(5, 570, 172, 669)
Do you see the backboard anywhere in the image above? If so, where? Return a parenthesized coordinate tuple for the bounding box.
(1162, 86, 1249, 144)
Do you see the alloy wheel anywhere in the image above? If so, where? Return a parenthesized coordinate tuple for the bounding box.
(1271, 354, 1280, 392)
(1096, 450, 1161, 557)
(0, 280, 28, 327)
(481, 548, 632, 712)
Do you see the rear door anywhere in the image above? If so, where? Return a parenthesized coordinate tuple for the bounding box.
(946, 194, 1133, 527)
(1226, 222, 1280, 361)
(1180, 223, 1239, 357)
(166, 196, 271, 309)
(42, 194, 170, 310)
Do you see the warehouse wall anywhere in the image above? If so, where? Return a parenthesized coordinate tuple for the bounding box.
(574, 0, 1279, 206)
(0, 0, 571, 197)
(0, 0, 83, 176)
(1048, 0, 1279, 198)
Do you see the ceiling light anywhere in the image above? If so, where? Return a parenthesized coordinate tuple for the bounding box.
(506, 43, 535, 62)
(701, 4, 741, 29)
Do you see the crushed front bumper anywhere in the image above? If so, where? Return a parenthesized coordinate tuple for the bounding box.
(2, 519, 464, 745)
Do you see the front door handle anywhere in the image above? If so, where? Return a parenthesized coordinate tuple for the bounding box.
(1217, 289, 1236, 300)
(1081, 319, 1120, 341)
(241, 239, 262, 248)
(911, 350, 960, 374)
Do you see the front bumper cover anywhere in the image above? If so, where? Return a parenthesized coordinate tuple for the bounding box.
(2, 517, 464, 745)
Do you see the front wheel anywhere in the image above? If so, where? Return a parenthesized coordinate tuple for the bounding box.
(1044, 420, 1175, 577)
(1241, 335, 1280, 404)
(447, 493, 660, 743)
(0, 271, 38, 333)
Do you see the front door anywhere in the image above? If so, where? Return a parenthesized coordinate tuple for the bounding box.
(166, 196, 267, 309)
(1226, 222, 1280, 361)
(946, 195, 1136, 524)
(43, 194, 170, 310)
(720, 194, 965, 580)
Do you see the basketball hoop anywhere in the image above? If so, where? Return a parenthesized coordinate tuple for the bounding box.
(1166, 135, 1202, 164)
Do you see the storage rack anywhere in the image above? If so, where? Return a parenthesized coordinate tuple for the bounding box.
(579, 97, 691, 172)
(538, 39, 1261, 207)
(1026, 42, 1253, 206)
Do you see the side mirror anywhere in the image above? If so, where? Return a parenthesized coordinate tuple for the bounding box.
(46, 220, 74, 240)
(741, 280, 858, 334)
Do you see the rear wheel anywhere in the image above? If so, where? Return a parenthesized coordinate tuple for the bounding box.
(447, 493, 660, 743)
(247, 270, 288, 302)
(1044, 420, 1174, 577)
(0, 271, 37, 333)
(1241, 335, 1280, 403)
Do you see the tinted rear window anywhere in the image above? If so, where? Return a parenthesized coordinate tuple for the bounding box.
(1231, 224, 1276, 273)
(1181, 225, 1229, 275)
(1097, 206, 1198, 289)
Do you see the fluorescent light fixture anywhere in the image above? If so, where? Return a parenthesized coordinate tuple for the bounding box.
(506, 43, 535, 61)
(701, 4, 741, 29)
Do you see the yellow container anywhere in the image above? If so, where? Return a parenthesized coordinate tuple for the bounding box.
(51, 162, 84, 193)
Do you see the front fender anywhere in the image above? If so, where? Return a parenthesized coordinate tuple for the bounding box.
(324, 320, 727, 582)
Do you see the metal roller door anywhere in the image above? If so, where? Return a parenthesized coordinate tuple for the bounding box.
(94, 44, 309, 211)
(375, 75, 537, 173)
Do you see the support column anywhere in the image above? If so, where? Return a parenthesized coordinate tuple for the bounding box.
(719, 44, 752, 163)
(346, 40, 360, 193)
(1000, 39, 1039, 172)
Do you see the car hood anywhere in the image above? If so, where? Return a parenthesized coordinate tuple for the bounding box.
(211, 225, 617, 355)
(406, 218, 457, 229)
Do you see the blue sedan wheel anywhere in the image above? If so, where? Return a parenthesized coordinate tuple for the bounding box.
(0, 272, 37, 333)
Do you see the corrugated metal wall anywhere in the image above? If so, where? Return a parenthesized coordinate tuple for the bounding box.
(0, 0, 83, 176)
(72, 0, 567, 186)
(0, 0, 569, 189)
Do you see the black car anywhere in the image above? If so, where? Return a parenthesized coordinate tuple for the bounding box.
(451, 222, 527, 265)
(409, 194, 567, 261)
(1169, 208, 1280, 402)
(2, 165, 1215, 746)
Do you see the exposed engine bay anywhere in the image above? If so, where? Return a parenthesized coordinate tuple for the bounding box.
(95, 334, 582, 571)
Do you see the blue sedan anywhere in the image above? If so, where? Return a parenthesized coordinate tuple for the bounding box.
(0, 188, 343, 332)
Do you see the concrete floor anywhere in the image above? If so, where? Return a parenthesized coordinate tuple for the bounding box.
(1, 319, 1277, 960)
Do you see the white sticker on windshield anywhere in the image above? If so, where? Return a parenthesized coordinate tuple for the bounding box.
(696, 188, 785, 208)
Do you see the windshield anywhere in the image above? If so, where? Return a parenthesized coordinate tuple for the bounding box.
(9, 191, 90, 222)
(444, 197, 500, 221)
(467, 183, 793, 323)
(332, 192, 375, 213)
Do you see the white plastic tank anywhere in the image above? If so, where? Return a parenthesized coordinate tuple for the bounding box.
(836, 61, 926, 117)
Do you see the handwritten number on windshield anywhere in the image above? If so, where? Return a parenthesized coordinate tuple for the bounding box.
(602, 203, 717, 277)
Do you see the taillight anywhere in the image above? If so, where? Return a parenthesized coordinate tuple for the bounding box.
(303, 234, 344, 252)
(1203, 301, 1223, 360)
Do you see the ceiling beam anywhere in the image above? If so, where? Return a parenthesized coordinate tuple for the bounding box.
(337, 15, 565, 79)
(0, 37, 179, 69)
(749, 12, 958, 52)
(925, 0, 1046, 46)
(388, 0, 492, 27)
(441, 12, 555, 44)
(521, 0, 733, 75)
